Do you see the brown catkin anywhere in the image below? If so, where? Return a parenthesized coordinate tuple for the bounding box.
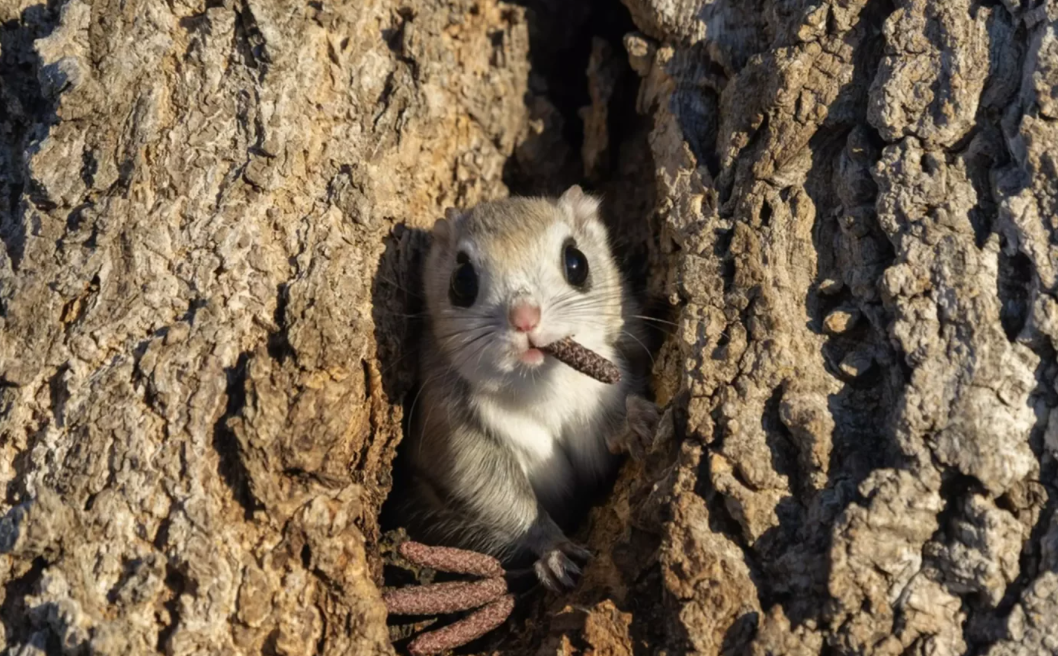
(540, 337, 621, 384)
(398, 541, 504, 578)
(407, 594, 516, 655)
(383, 578, 507, 616)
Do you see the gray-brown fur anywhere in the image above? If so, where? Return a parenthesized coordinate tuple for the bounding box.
(395, 187, 655, 591)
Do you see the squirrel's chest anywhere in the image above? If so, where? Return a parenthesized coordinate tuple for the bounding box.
(477, 400, 569, 469)
(483, 407, 579, 507)
(474, 390, 615, 493)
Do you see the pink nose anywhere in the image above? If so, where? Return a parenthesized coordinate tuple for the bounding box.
(509, 302, 541, 332)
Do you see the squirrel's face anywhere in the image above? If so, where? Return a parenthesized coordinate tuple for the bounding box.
(424, 188, 625, 392)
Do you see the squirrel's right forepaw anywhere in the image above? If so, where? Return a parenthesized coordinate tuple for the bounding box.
(533, 541, 591, 592)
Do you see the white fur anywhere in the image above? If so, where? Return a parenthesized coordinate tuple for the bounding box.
(472, 347, 625, 507)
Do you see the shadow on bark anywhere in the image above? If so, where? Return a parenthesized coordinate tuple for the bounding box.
(0, 2, 64, 273)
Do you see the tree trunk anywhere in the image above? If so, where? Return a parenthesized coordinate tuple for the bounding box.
(1, 0, 1055, 655)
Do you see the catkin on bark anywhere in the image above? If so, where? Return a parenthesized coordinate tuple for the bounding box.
(540, 337, 621, 384)
(407, 594, 516, 655)
(398, 541, 505, 578)
(383, 578, 507, 615)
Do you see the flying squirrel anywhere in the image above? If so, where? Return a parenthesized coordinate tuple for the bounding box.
(395, 186, 659, 590)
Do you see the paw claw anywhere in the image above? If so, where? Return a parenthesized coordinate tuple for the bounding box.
(564, 542, 592, 563)
(533, 543, 588, 592)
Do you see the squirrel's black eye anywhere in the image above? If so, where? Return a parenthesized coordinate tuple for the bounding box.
(563, 241, 590, 289)
(449, 253, 478, 307)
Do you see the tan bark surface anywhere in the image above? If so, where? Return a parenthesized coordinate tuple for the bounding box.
(1, 0, 1056, 654)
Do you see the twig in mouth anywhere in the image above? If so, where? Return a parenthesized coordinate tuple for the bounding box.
(540, 337, 621, 384)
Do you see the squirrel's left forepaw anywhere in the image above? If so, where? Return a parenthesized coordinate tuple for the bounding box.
(607, 396, 661, 460)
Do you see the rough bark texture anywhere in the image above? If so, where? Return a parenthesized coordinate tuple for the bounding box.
(1, 1, 1056, 655)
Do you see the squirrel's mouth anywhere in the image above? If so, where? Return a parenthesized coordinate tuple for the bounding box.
(518, 347, 544, 365)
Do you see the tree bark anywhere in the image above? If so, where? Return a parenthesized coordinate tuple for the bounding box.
(1, 0, 1056, 655)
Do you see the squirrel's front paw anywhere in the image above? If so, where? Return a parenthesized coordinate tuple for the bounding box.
(533, 541, 591, 592)
(607, 395, 661, 460)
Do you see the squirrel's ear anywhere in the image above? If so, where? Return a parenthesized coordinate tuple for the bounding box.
(433, 208, 461, 243)
(558, 185, 601, 223)
(432, 218, 451, 243)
